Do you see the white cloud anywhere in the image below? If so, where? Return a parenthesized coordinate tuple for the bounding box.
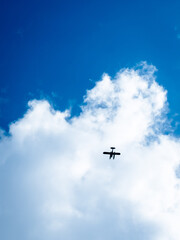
(0, 62, 180, 240)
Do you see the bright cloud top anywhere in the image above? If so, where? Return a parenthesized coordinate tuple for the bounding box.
(0, 62, 180, 240)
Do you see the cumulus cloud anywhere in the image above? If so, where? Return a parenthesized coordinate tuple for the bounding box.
(0, 62, 180, 240)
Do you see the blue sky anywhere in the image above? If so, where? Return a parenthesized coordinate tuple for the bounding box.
(0, 0, 180, 134)
(1, 1, 180, 240)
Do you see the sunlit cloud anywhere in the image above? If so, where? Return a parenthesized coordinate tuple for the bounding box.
(0, 62, 180, 240)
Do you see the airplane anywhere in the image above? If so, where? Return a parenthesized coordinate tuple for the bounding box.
(103, 147, 121, 159)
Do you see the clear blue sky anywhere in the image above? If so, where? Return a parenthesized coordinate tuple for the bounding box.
(0, 0, 180, 134)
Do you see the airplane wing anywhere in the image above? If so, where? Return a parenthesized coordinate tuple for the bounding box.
(114, 152, 121, 155)
(103, 152, 111, 154)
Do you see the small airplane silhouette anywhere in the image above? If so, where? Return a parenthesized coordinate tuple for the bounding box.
(103, 147, 121, 159)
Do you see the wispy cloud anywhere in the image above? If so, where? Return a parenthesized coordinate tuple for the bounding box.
(0, 62, 180, 240)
